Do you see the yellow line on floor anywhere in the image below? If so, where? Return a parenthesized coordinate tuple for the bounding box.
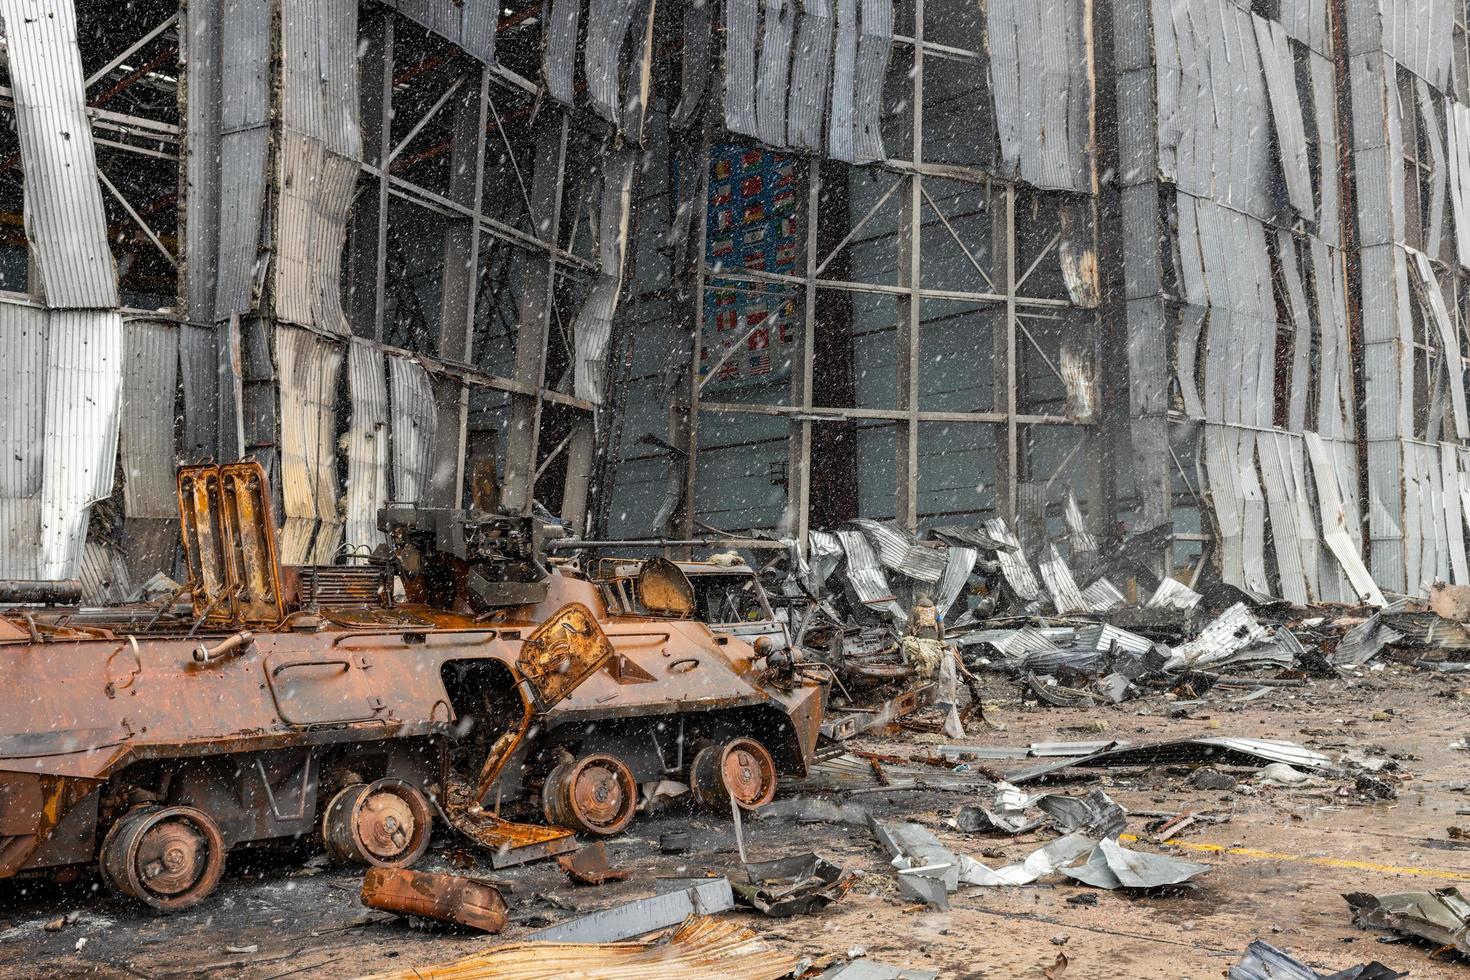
(1116, 833, 1470, 882)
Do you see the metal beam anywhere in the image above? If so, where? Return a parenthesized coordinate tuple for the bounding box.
(84, 14, 179, 89)
(500, 116, 570, 515)
(992, 183, 1018, 521)
(894, 0, 925, 532)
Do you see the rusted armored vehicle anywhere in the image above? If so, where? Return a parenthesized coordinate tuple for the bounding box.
(0, 462, 827, 910)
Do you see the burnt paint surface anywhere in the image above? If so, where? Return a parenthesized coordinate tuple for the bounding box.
(0, 569, 825, 877)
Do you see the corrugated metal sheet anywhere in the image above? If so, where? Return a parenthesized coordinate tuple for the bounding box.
(275, 0, 360, 336)
(388, 353, 437, 506)
(1145, 577, 1202, 611)
(1081, 577, 1126, 612)
(41, 310, 124, 579)
(834, 527, 906, 621)
(79, 541, 131, 605)
(987, 0, 1091, 192)
(344, 339, 389, 559)
(934, 544, 977, 618)
(543, 0, 581, 106)
(1064, 490, 1097, 565)
(185, 0, 221, 321)
(1253, 15, 1314, 217)
(277, 327, 344, 565)
(724, 0, 761, 137)
(585, 0, 641, 125)
(756, 0, 794, 148)
(1304, 431, 1385, 605)
(120, 320, 179, 520)
(1038, 543, 1088, 615)
(827, 0, 858, 162)
(1415, 78, 1448, 257)
(214, 0, 271, 320)
(787, 0, 833, 153)
(1074, 623, 1153, 655)
(851, 518, 946, 582)
(851, 0, 891, 164)
(0, 303, 49, 580)
(574, 148, 636, 405)
(1441, 443, 1469, 584)
(1171, 603, 1272, 669)
(0, 0, 117, 308)
(956, 626, 1067, 658)
(1448, 102, 1470, 268)
(459, 0, 497, 64)
(1256, 431, 1314, 604)
(1410, 249, 1467, 436)
(1378, 0, 1452, 91)
(983, 518, 1040, 600)
(385, 0, 495, 65)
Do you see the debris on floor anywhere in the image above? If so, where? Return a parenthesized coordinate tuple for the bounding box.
(359, 868, 509, 933)
(1344, 888, 1470, 956)
(1228, 940, 1406, 980)
(357, 915, 798, 980)
(556, 842, 632, 886)
(732, 853, 857, 917)
(1058, 837, 1211, 890)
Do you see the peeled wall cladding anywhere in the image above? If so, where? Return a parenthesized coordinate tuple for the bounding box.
(987, 0, 1092, 192)
(0, 0, 123, 582)
(1344, 0, 1470, 593)
(1119, 0, 1375, 603)
(275, 0, 361, 337)
(277, 327, 344, 565)
(721, 0, 893, 164)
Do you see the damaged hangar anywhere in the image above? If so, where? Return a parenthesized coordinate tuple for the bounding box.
(0, 0, 1467, 607)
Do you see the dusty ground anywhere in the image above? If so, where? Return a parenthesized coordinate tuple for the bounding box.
(5, 665, 1470, 978)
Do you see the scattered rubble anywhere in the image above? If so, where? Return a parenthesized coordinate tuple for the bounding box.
(1058, 837, 1210, 890)
(1229, 940, 1405, 980)
(359, 916, 798, 980)
(1345, 888, 1470, 956)
(359, 868, 509, 933)
(732, 853, 857, 917)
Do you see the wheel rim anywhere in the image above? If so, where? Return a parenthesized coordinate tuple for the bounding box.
(357, 790, 418, 862)
(688, 744, 726, 813)
(721, 738, 777, 809)
(323, 780, 432, 867)
(690, 739, 777, 812)
(136, 819, 209, 897)
(547, 754, 636, 835)
(102, 806, 225, 911)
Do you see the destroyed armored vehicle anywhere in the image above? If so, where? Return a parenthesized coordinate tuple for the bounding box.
(0, 462, 827, 910)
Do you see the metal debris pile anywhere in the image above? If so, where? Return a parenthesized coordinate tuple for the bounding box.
(774, 514, 1470, 723)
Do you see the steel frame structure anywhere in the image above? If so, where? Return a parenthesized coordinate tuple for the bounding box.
(670, 0, 1105, 546)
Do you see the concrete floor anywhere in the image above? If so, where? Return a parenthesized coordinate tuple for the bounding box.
(5, 665, 1470, 978)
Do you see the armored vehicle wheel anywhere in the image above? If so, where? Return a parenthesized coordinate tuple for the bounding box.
(322, 779, 432, 867)
(99, 805, 226, 911)
(690, 737, 778, 813)
(542, 753, 637, 835)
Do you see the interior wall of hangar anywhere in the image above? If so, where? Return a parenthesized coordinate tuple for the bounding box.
(0, 0, 1111, 600)
(5, 0, 1470, 606)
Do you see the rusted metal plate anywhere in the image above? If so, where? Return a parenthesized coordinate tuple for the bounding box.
(444, 807, 579, 869)
(557, 841, 631, 885)
(176, 462, 284, 625)
(176, 465, 229, 619)
(516, 602, 615, 708)
(360, 866, 508, 932)
(637, 558, 696, 616)
(264, 652, 384, 726)
(219, 462, 285, 622)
